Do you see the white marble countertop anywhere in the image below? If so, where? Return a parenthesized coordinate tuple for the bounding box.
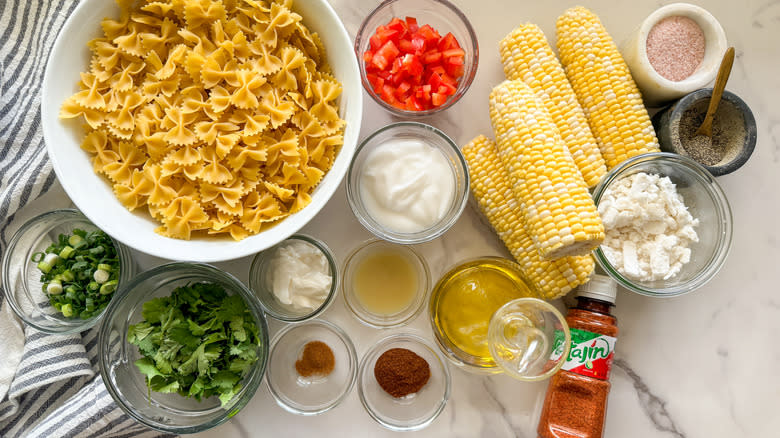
(184, 0, 780, 437)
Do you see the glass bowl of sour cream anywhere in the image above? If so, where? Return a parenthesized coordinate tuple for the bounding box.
(346, 122, 469, 244)
(249, 234, 339, 322)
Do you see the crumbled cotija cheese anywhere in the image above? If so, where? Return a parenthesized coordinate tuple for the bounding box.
(598, 172, 699, 281)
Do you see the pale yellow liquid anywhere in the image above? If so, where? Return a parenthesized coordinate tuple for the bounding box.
(432, 259, 535, 364)
(353, 250, 418, 315)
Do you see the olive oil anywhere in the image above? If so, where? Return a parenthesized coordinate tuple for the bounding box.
(431, 258, 536, 367)
(353, 249, 418, 315)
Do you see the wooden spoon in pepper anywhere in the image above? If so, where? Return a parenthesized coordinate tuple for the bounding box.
(695, 47, 735, 137)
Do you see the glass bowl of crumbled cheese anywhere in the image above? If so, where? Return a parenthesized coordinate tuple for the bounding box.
(591, 152, 732, 297)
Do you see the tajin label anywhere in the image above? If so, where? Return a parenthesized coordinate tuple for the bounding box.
(550, 328, 616, 380)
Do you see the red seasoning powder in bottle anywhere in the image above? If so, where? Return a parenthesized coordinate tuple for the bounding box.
(538, 275, 618, 438)
(646, 16, 705, 81)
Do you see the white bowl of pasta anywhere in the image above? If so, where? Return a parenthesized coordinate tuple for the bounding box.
(41, 0, 361, 262)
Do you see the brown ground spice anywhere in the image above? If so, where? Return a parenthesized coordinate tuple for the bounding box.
(374, 348, 430, 398)
(295, 341, 335, 377)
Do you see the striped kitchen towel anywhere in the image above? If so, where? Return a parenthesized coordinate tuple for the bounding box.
(0, 1, 172, 436)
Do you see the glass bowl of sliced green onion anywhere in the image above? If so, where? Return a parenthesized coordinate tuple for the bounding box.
(1, 209, 136, 334)
(99, 262, 269, 434)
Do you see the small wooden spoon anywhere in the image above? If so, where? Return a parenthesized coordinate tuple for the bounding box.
(695, 47, 735, 137)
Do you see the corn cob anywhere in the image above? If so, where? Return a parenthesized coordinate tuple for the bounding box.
(556, 6, 659, 169)
(499, 24, 606, 188)
(489, 79, 604, 259)
(462, 135, 594, 299)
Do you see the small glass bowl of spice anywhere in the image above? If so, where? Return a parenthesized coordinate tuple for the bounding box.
(622, 3, 727, 106)
(266, 319, 358, 415)
(358, 333, 451, 431)
(652, 88, 757, 176)
(250, 235, 338, 322)
(346, 122, 470, 244)
(592, 152, 733, 297)
(1, 209, 136, 334)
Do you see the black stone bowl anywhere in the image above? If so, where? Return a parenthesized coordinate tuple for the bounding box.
(652, 88, 756, 176)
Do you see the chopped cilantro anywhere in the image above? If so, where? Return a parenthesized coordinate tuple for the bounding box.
(127, 282, 261, 406)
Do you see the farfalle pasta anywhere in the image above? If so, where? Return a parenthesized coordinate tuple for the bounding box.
(60, 0, 345, 240)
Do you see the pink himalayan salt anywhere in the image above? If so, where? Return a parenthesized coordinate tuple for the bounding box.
(646, 16, 705, 81)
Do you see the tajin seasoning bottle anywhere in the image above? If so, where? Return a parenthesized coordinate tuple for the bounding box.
(537, 274, 618, 438)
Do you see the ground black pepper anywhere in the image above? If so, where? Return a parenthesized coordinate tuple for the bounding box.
(678, 99, 746, 166)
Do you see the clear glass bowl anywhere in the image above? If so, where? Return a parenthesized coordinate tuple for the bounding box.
(346, 122, 469, 244)
(358, 333, 451, 431)
(98, 262, 269, 434)
(266, 319, 357, 415)
(249, 234, 338, 322)
(354, 0, 479, 116)
(1, 209, 136, 334)
(428, 257, 539, 374)
(591, 152, 733, 297)
(487, 298, 571, 382)
(342, 239, 430, 328)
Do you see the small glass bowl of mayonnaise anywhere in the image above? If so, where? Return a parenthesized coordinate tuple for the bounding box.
(346, 122, 470, 244)
(250, 234, 339, 322)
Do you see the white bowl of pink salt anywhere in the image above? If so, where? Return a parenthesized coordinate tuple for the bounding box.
(622, 3, 727, 106)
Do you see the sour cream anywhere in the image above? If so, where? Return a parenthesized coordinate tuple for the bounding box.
(359, 138, 455, 233)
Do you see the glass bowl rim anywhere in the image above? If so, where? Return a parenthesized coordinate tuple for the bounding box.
(249, 234, 339, 322)
(97, 261, 270, 434)
(591, 152, 733, 297)
(1, 208, 133, 334)
(353, 0, 480, 117)
(345, 121, 470, 244)
(357, 332, 451, 432)
(265, 318, 358, 415)
(341, 238, 431, 328)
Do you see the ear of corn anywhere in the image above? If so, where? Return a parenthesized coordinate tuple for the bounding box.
(489, 79, 604, 259)
(556, 6, 659, 169)
(462, 135, 594, 299)
(499, 24, 606, 188)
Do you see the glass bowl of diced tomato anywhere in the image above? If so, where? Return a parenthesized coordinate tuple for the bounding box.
(355, 0, 479, 116)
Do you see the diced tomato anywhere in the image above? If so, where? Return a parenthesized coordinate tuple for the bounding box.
(363, 16, 465, 111)
(422, 50, 442, 65)
(442, 48, 465, 59)
(405, 17, 419, 33)
(431, 92, 448, 107)
(438, 32, 461, 51)
(371, 40, 400, 70)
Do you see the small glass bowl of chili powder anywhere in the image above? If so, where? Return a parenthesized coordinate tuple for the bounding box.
(357, 333, 451, 431)
(266, 319, 358, 415)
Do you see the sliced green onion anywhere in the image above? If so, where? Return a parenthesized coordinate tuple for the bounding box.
(37, 261, 52, 274)
(93, 269, 110, 284)
(99, 280, 118, 295)
(97, 263, 112, 272)
(59, 246, 75, 259)
(61, 304, 74, 318)
(62, 270, 75, 282)
(68, 234, 84, 247)
(47, 281, 63, 295)
(88, 281, 99, 292)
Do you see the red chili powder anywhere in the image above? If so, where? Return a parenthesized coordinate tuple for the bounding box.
(646, 16, 705, 81)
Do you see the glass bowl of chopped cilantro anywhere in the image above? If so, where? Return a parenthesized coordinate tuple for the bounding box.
(98, 262, 269, 434)
(1, 209, 135, 334)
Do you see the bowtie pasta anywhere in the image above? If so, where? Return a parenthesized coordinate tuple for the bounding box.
(60, 0, 345, 240)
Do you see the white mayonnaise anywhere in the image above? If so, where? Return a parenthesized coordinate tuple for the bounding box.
(359, 138, 455, 233)
(268, 240, 332, 311)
